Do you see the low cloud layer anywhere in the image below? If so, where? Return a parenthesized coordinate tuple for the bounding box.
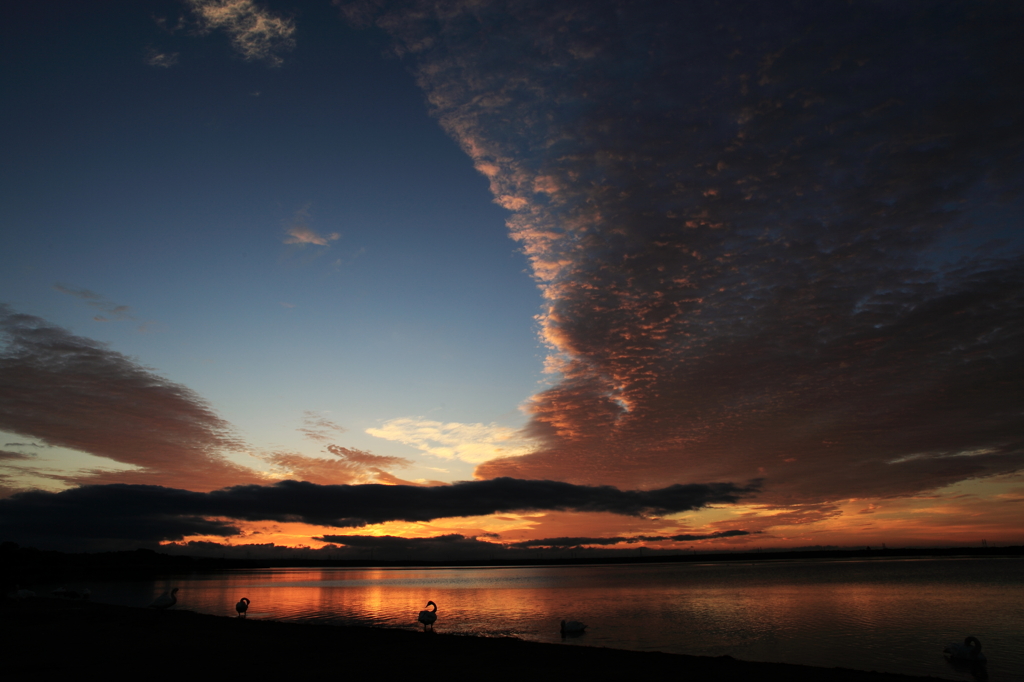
(508, 530, 752, 549)
(0, 477, 759, 549)
(350, 0, 1024, 502)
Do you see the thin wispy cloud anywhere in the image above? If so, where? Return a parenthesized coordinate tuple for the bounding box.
(282, 207, 340, 247)
(284, 225, 341, 246)
(53, 284, 134, 322)
(265, 445, 410, 486)
(262, 442, 412, 486)
(298, 411, 346, 442)
(185, 0, 295, 66)
(145, 48, 179, 68)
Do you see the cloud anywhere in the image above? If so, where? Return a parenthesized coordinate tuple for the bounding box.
(185, 0, 295, 66)
(0, 485, 238, 550)
(53, 284, 134, 322)
(313, 533, 503, 560)
(0, 305, 257, 491)
(0, 477, 760, 548)
(298, 411, 346, 442)
(325, 444, 408, 468)
(0, 450, 34, 461)
(264, 445, 411, 486)
(284, 225, 341, 246)
(367, 417, 537, 463)
(145, 49, 179, 68)
(508, 530, 752, 549)
(351, 0, 1024, 503)
(282, 209, 340, 247)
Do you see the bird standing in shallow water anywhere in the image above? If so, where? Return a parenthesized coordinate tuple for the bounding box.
(148, 588, 178, 609)
(236, 597, 250, 618)
(418, 601, 438, 631)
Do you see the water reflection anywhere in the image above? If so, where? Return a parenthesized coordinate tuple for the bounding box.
(66, 558, 1022, 682)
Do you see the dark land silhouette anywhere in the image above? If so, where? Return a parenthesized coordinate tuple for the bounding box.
(2, 541, 1020, 586)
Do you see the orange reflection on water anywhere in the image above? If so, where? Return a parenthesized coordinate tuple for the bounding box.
(80, 558, 1023, 681)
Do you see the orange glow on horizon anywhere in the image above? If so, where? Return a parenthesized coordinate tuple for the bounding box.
(165, 472, 1024, 552)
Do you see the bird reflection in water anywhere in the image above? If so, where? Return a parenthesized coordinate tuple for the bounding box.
(944, 636, 988, 682)
(418, 601, 437, 632)
(560, 620, 587, 638)
(236, 597, 250, 618)
(148, 587, 178, 609)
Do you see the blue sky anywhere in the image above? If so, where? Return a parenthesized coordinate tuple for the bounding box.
(2, 0, 546, 486)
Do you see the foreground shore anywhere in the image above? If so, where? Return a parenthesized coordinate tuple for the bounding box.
(3, 598, 948, 680)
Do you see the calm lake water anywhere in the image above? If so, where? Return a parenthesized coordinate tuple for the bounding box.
(63, 557, 1022, 681)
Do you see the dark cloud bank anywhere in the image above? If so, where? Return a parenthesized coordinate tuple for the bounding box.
(347, 0, 1024, 501)
(0, 478, 758, 550)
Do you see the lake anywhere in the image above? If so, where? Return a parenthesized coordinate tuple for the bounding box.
(60, 557, 1022, 681)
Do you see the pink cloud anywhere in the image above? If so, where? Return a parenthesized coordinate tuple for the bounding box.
(284, 225, 340, 246)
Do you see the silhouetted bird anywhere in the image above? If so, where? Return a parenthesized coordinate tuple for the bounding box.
(236, 597, 250, 618)
(945, 636, 986, 663)
(148, 588, 178, 609)
(560, 620, 587, 635)
(418, 601, 438, 631)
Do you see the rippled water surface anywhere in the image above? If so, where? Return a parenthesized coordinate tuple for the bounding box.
(72, 558, 1022, 681)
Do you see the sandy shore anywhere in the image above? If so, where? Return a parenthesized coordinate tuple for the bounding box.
(3, 598, 948, 680)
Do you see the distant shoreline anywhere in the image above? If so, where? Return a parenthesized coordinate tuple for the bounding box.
(3, 542, 1020, 585)
(3, 597, 948, 681)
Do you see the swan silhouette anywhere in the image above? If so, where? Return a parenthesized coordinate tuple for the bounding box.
(560, 620, 587, 635)
(236, 597, 250, 618)
(944, 636, 986, 663)
(418, 601, 438, 631)
(148, 588, 178, 609)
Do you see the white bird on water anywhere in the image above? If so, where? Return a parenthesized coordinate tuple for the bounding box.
(148, 588, 179, 609)
(418, 601, 438, 631)
(944, 636, 987, 663)
(236, 597, 250, 618)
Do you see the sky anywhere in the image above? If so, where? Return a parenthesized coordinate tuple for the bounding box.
(1, 0, 1023, 558)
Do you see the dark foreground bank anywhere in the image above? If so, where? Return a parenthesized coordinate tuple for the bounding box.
(3, 598, 948, 681)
